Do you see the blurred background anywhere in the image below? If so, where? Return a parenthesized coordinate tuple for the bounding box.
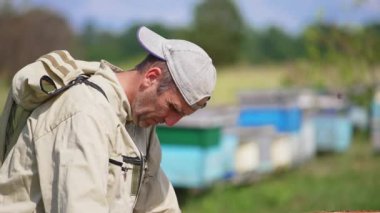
(1, 0, 380, 212)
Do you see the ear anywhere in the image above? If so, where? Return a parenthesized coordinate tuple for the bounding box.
(141, 67, 162, 88)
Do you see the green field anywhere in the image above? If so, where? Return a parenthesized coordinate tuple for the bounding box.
(179, 136, 380, 213)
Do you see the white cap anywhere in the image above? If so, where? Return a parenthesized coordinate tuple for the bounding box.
(137, 26, 217, 109)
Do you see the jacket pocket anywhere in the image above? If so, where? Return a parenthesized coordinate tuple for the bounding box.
(109, 155, 143, 194)
(107, 156, 133, 212)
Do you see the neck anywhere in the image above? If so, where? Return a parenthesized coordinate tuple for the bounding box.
(116, 69, 141, 104)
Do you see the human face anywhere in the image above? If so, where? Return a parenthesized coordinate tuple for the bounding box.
(132, 86, 195, 128)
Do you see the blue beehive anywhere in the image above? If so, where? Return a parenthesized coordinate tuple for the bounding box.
(238, 90, 303, 133)
(348, 106, 368, 130)
(313, 92, 352, 153)
(372, 102, 380, 119)
(161, 144, 223, 188)
(238, 107, 302, 133)
(237, 89, 317, 168)
(161, 133, 238, 188)
(159, 107, 239, 188)
(314, 115, 353, 152)
(220, 132, 239, 179)
(372, 90, 380, 152)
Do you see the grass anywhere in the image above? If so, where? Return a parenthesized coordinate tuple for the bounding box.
(178, 135, 380, 213)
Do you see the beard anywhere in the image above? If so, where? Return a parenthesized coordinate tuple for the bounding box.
(132, 88, 159, 127)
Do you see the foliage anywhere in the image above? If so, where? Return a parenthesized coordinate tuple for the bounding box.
(0, 9, 75, 80)
(80, 22, 176, 64)
(191, 0, 245, 66)
(242, 27, 306, 64)
(290, 22, 380, 106)
(80, 22, 124, 62)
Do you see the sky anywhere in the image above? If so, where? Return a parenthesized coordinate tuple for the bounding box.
(13, 0, 380, 34)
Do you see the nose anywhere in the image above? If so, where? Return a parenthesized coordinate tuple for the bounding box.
(165, 114, 182, 127)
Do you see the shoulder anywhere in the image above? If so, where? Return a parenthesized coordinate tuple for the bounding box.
(30, 82, 115, 139)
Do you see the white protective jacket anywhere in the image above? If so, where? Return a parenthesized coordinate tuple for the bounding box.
(0, 50, 180, 213)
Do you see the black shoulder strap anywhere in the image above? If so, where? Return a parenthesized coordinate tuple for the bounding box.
(40, 75, 108, 101)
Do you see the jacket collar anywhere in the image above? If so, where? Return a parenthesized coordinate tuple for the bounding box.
(91, 60, 134, 125)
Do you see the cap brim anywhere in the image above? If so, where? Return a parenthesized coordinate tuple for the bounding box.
(137, 26, 166, 60)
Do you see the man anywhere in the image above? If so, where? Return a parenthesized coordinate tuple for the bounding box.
(0, 26, 216, 212)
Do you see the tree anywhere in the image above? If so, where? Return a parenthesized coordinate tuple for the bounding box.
(296, 22, 380, 106)
(0, 0, 15, 17)
(0, 9, 75, 80)
(243, 26, 305, 63)
(80, 22, 124, 62)
(192, 0, 245, 66)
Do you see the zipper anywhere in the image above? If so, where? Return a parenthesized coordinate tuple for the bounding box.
(122, 155, 143, 166)
(133, 149, 146, 208)
(109, 155, 143, 168)
(124, 123, 147, 204)
(109, 158, 128, 172)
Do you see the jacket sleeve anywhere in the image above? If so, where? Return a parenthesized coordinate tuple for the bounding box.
(133, 129, 181, 213)
(35, 111, 110, 213)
